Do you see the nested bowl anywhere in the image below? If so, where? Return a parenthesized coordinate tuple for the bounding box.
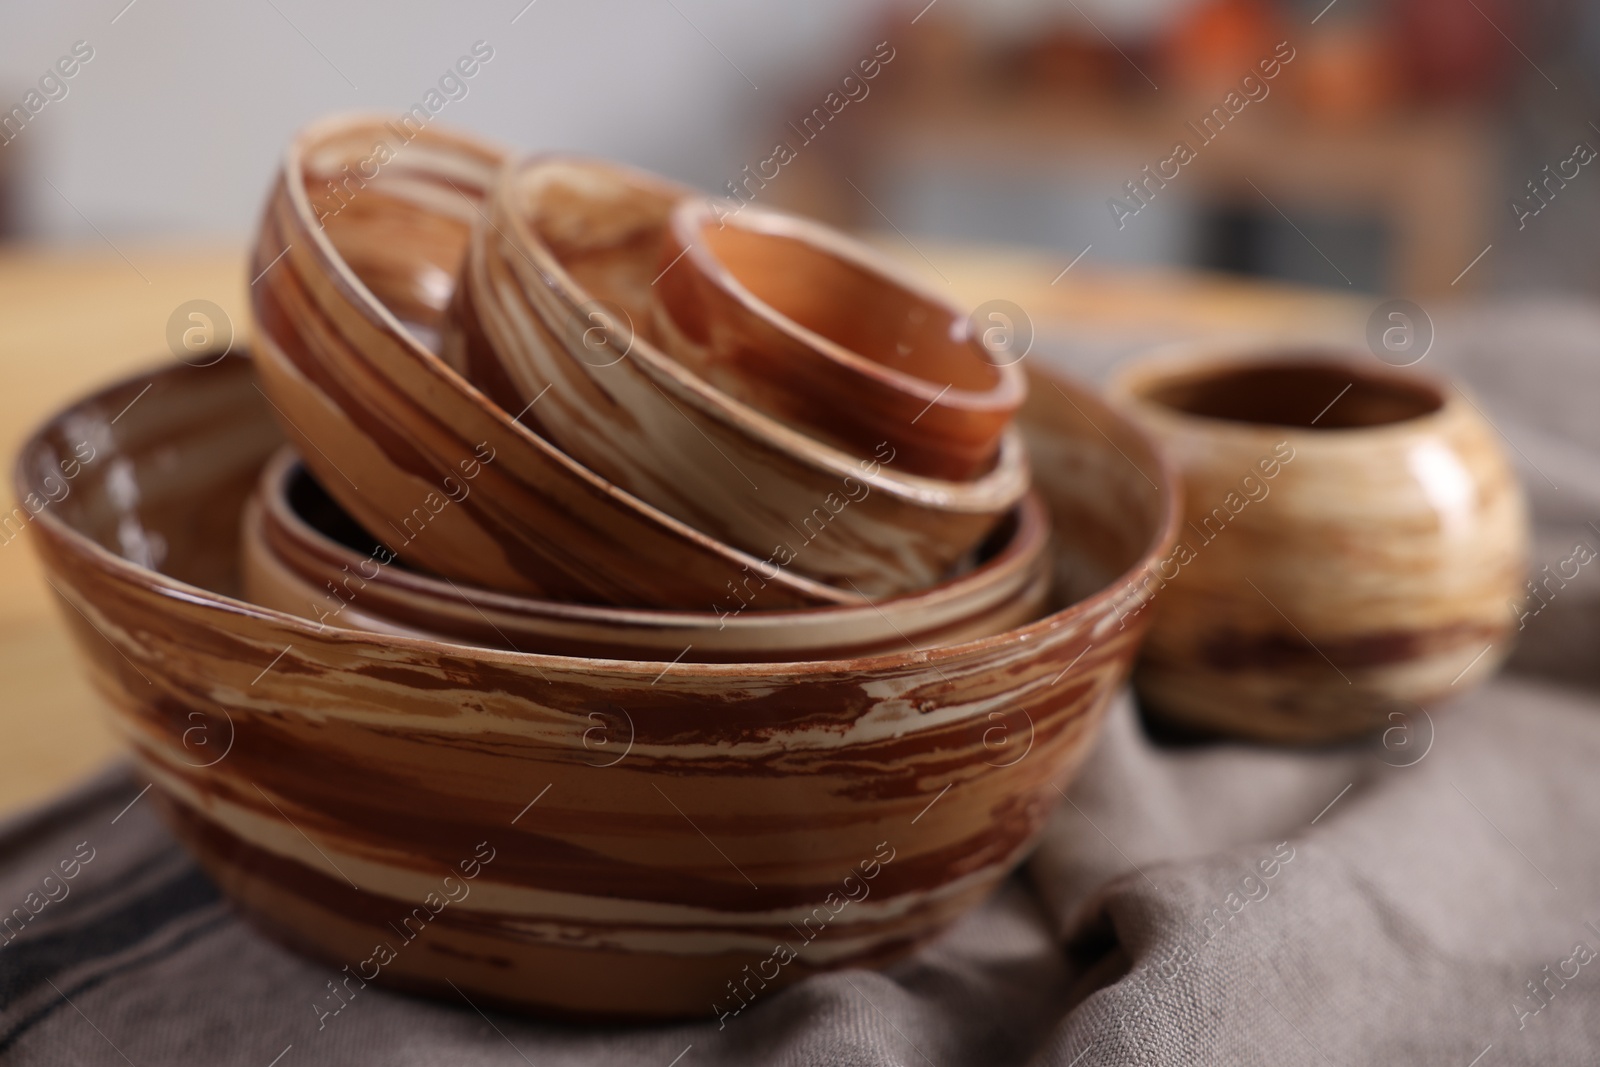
(443, 156, 1029, 598)
(250, 113, 852, 609)
(241, 446, 1054, 662)
(23, 353, 1176, 1019)
(652, 198, 1027, 482)
(1107, 345, 1530, 742)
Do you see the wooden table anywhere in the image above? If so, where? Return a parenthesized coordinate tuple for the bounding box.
(0, 241, 1364, 817)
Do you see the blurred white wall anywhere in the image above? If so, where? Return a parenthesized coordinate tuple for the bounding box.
(0, 0, 876, 241)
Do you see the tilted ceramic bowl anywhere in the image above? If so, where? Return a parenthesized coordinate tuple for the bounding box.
(251, 113, 852, 609)
(241, 447, 1054, 662)
(653, 198, 1027, 482)
(22, 353, 1176, 1019)
(442, 157, 1029, 598)
(1107, 345, 1530, 742)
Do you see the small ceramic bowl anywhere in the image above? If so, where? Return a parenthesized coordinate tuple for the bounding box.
(653, 198, 1027, 482)
(442, 157, 1029, 597)
(22, 353, 1176, 1019)
(250, 114, 852, 609)
(1107, 344, 1530, 742)
(241, 447, 1054, 662)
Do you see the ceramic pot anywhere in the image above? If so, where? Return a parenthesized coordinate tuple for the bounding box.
(1107, 345, 1530, 742)
(652, 197, 1026, 482)
(22, 353, 1177, 1019)
(241, 447, 1055, 662)
(442, 157, 1029, 597)
(250, 114, 852, 608)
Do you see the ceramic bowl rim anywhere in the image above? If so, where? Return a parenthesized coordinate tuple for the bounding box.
(19, 356, 1182, 680)
(668, 195, 1026, 413)
(254, 444, 1053, 636)
(1107, 340, 1460, 443)
(270, 113, 859, 605)
(492, 153, 1028, 512)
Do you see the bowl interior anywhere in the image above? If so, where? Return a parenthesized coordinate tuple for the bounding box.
(23, 354, 279, 598)
(512, 161, 680, 343)
(304, 124, 499, 349)
(696, 210, 998, 393)
(1133, 357, 1445, 431)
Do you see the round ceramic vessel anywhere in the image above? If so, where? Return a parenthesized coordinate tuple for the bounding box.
(241, 447, 1054, 662)
(1108, 344, 1530, 742)
(21, 353, 1176, 1019)
(250, 113, 852, 609)
(653, 197, 1026, 482)
(443, 157, 1029, 597)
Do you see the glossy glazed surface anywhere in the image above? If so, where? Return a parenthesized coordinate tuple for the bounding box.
(1109, 346, 1530, 742)
(242, 447, 1054, 662)
(250, 114, 850, 608)
(443, 157, 1028, 597)
(653, 198, 1027, 482)
(22, 354, 1176, 1019)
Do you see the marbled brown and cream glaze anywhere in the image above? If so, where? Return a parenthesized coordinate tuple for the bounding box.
(442, 158, 1029, 597)
(1108, 345, 1530, 742)
(654, 197, 1026, 481)
(250, 114, 852, 608)
(241, 448, 1054, 662)
(22, 355, 1177, 1019)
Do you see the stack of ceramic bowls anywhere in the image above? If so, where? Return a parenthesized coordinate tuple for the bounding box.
(251, 116, 1034, 615)
(243, 447, 1053, 661)
(19, 112, 1180, 1018)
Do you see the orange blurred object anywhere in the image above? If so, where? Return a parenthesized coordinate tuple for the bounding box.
(1159, 0, 1284, 98)
(1298, 21, 1403, 125)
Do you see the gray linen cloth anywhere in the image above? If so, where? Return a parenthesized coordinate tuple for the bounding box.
(3, 298, 1598, 1064)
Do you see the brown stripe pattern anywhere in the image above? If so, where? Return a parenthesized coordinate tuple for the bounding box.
(249, 114, 851, 608)
(443, 156, 1030, 597)
(1107, 346, 1530, 742)
(653, 196, 1026, 482)
(241, 447, 1054, 662)
(20, 354, 1177, 1019)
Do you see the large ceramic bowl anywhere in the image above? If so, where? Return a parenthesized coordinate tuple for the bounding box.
(241, 447, 1054, 662)
(443, 157, 1029, 598)
(1107, 345, 1529, 742)
(655, 197, 1026, 481)
(250, 113, 851, 609)
(21, 354, 1177, 1020)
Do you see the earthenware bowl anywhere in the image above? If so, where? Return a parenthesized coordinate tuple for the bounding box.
(22, 353, 1177, 1020)
(442, 157, 1029, 597)
(652, 197, 1026, 482)
(241, 447, 1054, 662)
(1107, 344, 1529, 743)
(250, 113, 851, 609)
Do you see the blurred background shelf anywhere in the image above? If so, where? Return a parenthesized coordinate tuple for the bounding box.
(778, 93, 1497, 295)
(2, 0, 1596, 296)
(754, 0, 1547, 296)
